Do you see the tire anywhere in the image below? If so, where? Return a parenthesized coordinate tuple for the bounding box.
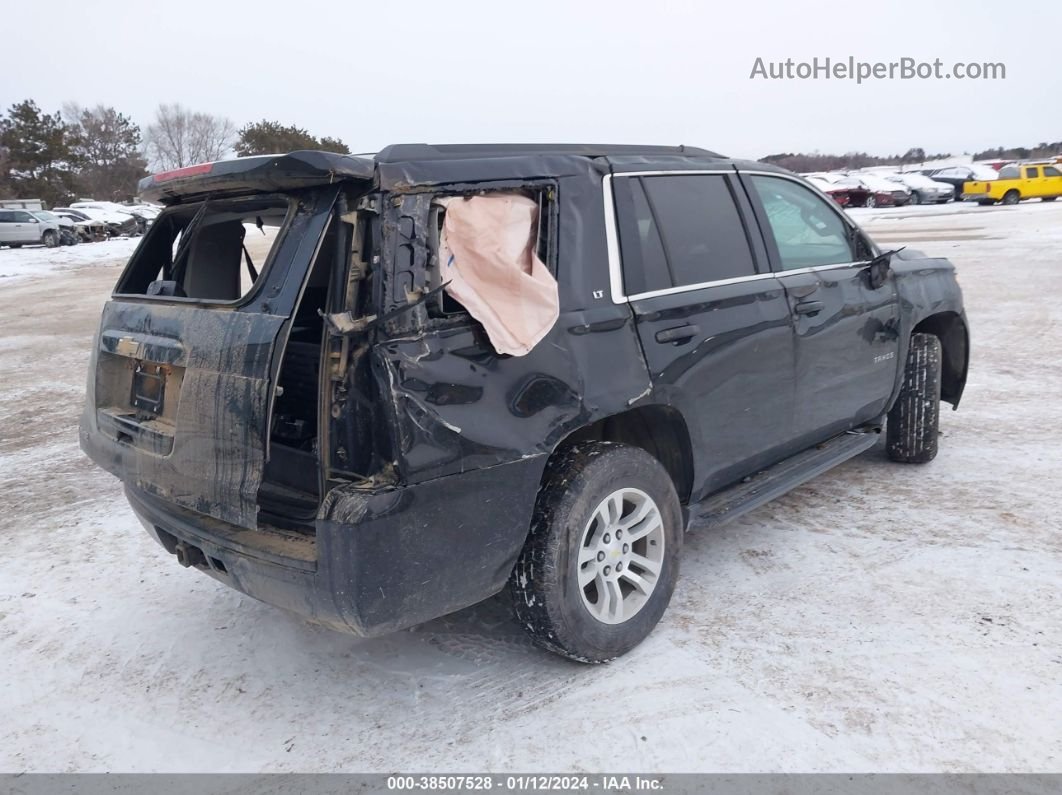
(1043, 197, 1057, 202)
(865, 195, 877, 208)
(8, 243, 22, 249)
(509, 441, 683, 663)
(42, 230, 59, 248)
(886, 333, 942, 464)
(1002, 189, 1020, 205)
(911, 191, 922, 205)
(977, 200, 995, 206)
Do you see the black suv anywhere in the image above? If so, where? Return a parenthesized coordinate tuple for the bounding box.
(80, 145, 969, 662)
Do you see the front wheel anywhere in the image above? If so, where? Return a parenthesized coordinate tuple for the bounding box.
(865, 195, 877, 208)
(509, 442, 683, 663)
(42, 230, 59, 248)
(886, 333, 942, 464)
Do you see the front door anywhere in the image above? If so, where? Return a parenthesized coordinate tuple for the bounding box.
(743, 173, 901, 447)
(611, 172, 798, 500)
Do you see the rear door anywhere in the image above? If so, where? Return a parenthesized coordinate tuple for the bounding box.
(10, 210, 37, 242)
(611, 171, 798, 499)
(742, 172, 901, 447)
(81, 187, 342, 529)
(0, 211, 14, 242)
(1023, 166, 1044, 197)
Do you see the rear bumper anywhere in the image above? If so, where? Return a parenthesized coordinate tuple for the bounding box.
(123, 454, 546, 636)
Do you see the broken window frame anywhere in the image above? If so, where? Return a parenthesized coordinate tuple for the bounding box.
(424, 182, 559, 323)
(112, 193, 299, 307)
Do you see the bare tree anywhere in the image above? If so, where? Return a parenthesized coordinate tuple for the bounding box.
(144, 103, 236, 170)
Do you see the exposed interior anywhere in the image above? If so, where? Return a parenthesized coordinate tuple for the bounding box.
(116, 195, 288, 301)
(256, 215, 343, 533)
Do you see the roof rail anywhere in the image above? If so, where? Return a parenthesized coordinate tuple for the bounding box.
(375, 143, 723, 162)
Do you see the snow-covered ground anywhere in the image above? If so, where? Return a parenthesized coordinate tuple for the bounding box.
(0, 236, 141, 282)
(0, 202, 1060, 773)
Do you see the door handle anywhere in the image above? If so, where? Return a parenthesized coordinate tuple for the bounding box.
(655, 324, 700, 344)
(794, 301, 824, 316)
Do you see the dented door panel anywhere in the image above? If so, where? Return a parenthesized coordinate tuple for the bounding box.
(371, 171, 651, 486)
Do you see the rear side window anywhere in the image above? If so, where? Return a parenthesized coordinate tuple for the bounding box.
(749, 176, 854, 271)
(614, 174, 758, 296)
(116, 195, 291, 302)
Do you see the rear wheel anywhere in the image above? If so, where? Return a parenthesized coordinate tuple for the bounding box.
(1002, 189, 1021, 205)
(865, 195, 877, 208)
(911, 191, 922, 205)
(509, 442, 683, 663)
(886, 333, 942, 464)
(42, 230, 59, 248)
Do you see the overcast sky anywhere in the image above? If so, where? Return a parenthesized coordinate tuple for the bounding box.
(3, 0, 1058, 160)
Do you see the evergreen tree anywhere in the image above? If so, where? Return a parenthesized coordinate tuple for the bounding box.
(0, 100, 78, 206)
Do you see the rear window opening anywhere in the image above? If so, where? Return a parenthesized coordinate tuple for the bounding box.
(115, 195, 291, 302)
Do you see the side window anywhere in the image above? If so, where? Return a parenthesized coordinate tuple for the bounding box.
(1044, 166, 1061, 177)
(614, 174, 758, 296)
(1025, 167, 1040, 179)
(613, 178, 670, 295)
(12, 211, 33, 222)
(642, 175, 758, 287)
(750, 176, 855, 271)
(0, 211, 13, 223)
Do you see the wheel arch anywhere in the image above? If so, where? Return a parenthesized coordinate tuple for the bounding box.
(552, 404, 695, 505)
(912, 311, 969, 407)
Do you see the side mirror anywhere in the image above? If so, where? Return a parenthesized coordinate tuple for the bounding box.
(863, 247, 902, 290)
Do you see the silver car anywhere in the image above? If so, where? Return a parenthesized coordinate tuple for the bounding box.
(0, 208, 62, 248)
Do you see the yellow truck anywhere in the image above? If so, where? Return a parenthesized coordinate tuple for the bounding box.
(964, 162, 1062, 205)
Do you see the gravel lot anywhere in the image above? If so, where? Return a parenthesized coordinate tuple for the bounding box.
(1, 202, 1060, 773)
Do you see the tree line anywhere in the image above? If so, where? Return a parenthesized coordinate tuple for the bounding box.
(762, 142, 1062, 174)
(0, 99, 350, 207)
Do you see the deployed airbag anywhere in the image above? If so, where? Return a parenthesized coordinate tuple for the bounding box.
(438, 194, 559, 356)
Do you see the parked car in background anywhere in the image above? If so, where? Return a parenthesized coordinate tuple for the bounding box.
(123, 203, 162, 222)
(30, 210, 80, 245)
(850, 173, 912, 207)
(71, 201, 147, 234)
(877, 172, 952, 204)
(55, 205, 138, 236)
(0, 208, 62, 247)
(921, 165, 999, 200)
(804, 172, 874, 208)
(963, 162, 1062, 205)
(52, 210, 110, 242)
(805, 175, 850, 206)
(833, 176, 902, 207)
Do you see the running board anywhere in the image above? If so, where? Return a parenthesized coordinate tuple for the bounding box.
(689, 430, 880, 530)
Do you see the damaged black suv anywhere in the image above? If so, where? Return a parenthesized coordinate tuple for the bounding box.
(80, 145, 969, 662)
